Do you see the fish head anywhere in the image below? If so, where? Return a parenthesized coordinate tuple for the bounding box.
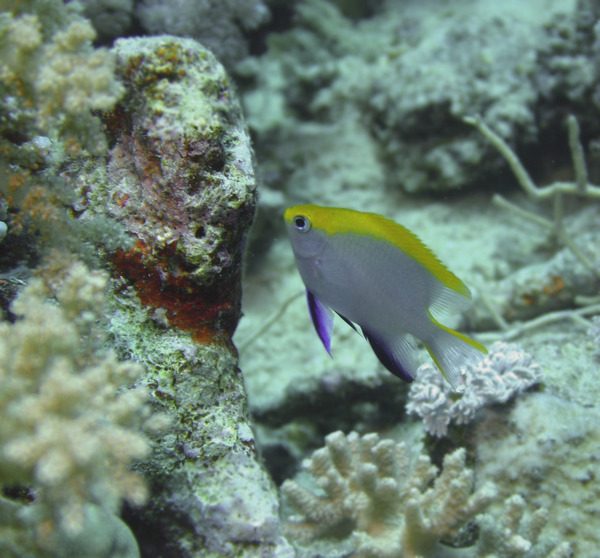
(284, 205, 328, 259)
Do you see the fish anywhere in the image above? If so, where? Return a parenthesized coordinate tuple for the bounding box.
(283, 204, 486, 390)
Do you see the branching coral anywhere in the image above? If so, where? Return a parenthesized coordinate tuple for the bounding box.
(282, 431, 573, 558)
(407, 342, 541, 437)
(476, 495, 572, 557)
(282, 430, 496, 558)
(0, 0, 128, 260)
(0, 256, 153, 556)
(0, 1, 123, 144)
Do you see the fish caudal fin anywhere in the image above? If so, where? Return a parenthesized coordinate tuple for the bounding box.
(424, 312, 487, 391)
(362, 328, 420, 383)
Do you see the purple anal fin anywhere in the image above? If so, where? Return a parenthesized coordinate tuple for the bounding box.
(307, 290, 334, 355)
(362, 328, 414, 383)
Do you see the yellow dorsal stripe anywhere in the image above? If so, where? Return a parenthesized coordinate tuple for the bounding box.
(285, 204, 470, 297)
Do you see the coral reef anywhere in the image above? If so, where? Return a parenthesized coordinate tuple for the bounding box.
(2, 1, 599, 556)
(475, 393, 600, 556)
(0, 256, 150, 557)
(282, 430, 571, 557)
(237, 0, 584, 202)
(0, 3, 291, 554)
(407, 342, 542, 437)
(1, 0, 292, 551)
(236, 4, 600, 556)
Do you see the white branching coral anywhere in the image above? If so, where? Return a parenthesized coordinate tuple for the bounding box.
(0, 258, 150, 542)
(282, 430, 496, 558)
(407, 342, 542, 437)
(476, 495, 572, 557)
(282, 431, 573, 558)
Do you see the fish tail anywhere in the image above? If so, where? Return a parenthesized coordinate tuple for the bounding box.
(424, 312, 487, 391)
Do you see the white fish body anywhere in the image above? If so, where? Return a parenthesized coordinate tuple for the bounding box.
(284, 204, 486, 390)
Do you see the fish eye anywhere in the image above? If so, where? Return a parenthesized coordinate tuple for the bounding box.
(293, 215, 311, 232)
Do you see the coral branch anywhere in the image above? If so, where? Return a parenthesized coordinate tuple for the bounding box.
(282, 431, 494, 557)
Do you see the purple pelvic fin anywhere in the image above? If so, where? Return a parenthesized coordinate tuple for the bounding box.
(307, 290, 334, 355)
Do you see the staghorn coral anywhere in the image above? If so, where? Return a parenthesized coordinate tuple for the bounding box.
(407, 342, 541, 437)
(0, 256, 151, 557)
(282, 430, 496, 557)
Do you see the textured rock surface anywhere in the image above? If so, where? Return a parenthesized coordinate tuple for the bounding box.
(93, 36, 291, 557)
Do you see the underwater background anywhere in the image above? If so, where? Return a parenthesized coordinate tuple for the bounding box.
(0, 0, 598, 556)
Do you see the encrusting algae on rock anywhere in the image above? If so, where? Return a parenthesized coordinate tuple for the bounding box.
(102, 36, 256, 345)
(84, 36, 294, 557)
